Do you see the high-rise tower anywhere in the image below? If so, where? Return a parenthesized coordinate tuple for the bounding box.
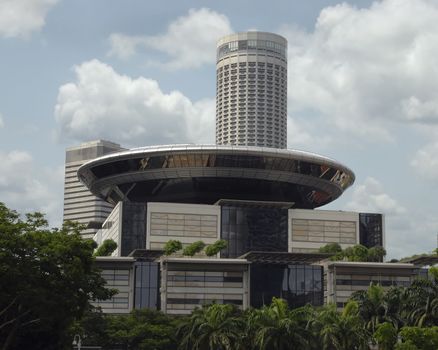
(216, 32, 288, 148)
(63, 140, 125, 239)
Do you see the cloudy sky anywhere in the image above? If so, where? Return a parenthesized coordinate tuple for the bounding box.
(1, 0, 438, 258)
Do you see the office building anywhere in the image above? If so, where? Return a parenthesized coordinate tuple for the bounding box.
(67, 32, 423, 315)
(63, 140, 124, 239)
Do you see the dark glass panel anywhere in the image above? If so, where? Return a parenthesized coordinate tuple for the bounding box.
(359, 213, 383, 250)
(250, 264, 323, 309)
(121, 202, 147, 256)
(133, 262, 160, 310)
(221, 204, 288, 258)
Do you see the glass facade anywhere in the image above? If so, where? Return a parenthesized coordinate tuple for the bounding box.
(89, 152, 351, 188)
(134, 262, 160, 309)
(359, 213, 383, 248)
(121, 202, 147, 256)
(79, 149, 354, 208)
(220, 205, 288, 258)
(250, 264, 323, 308)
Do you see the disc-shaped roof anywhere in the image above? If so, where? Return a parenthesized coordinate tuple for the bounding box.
(77, 144, 355, 208)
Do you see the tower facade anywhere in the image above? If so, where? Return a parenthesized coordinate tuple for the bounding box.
(63, 140, 124, 239)
(216, 32, 287, 148)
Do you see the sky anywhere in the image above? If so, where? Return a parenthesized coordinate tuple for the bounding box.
(1, 0, 438, 259)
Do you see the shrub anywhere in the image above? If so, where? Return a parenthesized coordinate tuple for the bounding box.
(164, 240, 182, 256)
(182, 241, 205, 256)
(205, 239, 228, 256)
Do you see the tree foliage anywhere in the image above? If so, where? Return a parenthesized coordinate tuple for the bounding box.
(0, 203, 114, 350)
(72, 308, 178, 350)
(319, 243, 387, 262)
(177, 303, 244, 350)
(374, 322, 398, 350)
(94, 239, 118, 257)
(397, 326, 438, 350)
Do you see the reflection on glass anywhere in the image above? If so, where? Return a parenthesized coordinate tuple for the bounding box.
(134, 262, 160, 310)
(221, 205, 288, 258)
(251, 264, 323, 309)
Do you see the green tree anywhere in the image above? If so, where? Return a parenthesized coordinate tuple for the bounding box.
(397, 326, 438, 350)
(406, 278, 438, 327)
(319, 243, 343, 254)
(106, 309, 178, 350)
(164, 240, 182, 256)
(314, 301, 369, 350)
(344, 244, 369, 262)
(177, 303, 244, 350)
(351, 284, 386, 333)
(73, 308, 178, 350)
(374, 322, 397, 350)
(368, 246, 387, 262)
(205, 239, 228, 257)
(94, 239, 118, 257)
(182, 241, 205, 256)
(249, 298, 310, 350)
(0, 203, 114, 350)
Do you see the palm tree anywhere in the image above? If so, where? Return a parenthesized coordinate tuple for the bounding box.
(177, 303, 245, 350)
(314, 302, 369, 350)
(249, 298, 310, 350)
(351, 284, 386, 333)
(406, 278, 438, 327)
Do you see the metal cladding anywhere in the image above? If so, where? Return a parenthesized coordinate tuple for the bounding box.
(77, 144, 355, 209)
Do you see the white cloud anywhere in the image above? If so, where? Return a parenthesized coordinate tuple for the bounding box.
(0, 0, 58, 38)
(54, 59, 215, 145)
(282, 0, 438, 140)
(411, 141, 438, 179)
(342, 177, 433, 259)
(346, 177, 405, 215)
(0, 113, 4, 128)
(287, 115, 332, 150)
(108, 8, 233, 69)
(0, 150, 63, 227)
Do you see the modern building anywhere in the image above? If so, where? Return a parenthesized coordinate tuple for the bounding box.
(63, 140, 125, 239)
(216, 32, 287, 148)
(323, 261, 418, 308)
(66, 31, 423, 315)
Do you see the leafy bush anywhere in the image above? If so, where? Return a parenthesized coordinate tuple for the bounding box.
(205, 239, 228, 256)
(164, 240, 182, 256)
(182, 241, 205, 256)
(94, 239, 117, 257)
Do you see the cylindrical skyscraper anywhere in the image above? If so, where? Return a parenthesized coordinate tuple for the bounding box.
(216, 32, 287, 148)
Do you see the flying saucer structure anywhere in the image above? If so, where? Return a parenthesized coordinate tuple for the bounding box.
(78, 144, 354, 209)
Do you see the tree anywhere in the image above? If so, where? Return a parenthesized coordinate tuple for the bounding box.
(397, 326, 438, 350)
(249, 298, 310, 350)
(164, 240, 182, 256)
(368, 246, 387, 262)
(72, 308, 178, 350)
(94, 239, 118, 257)
(177, 303, 245, 350)
(351, 284, 386, 333)
(319, 243, 342, 254)
(344, 244, 369, 262)
(182, 241, 206, 256)
(314, 301, 370, 350)
(374, 322, 397, 350)
(0, 203, 114, 350)
(205, 239, 228, 257)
